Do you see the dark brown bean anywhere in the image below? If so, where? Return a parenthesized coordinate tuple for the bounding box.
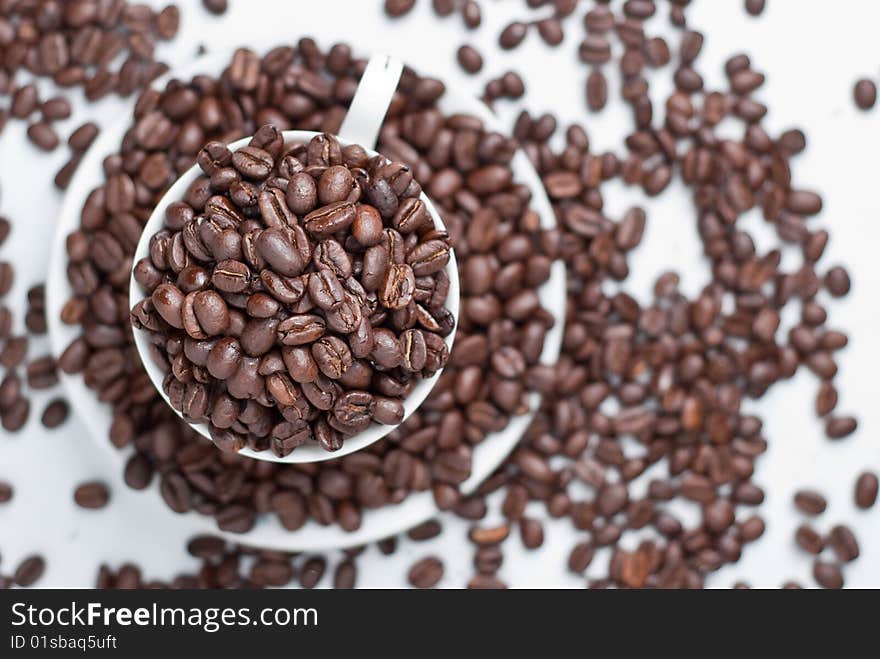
(855, 472, 878, 510)
(408, 556, 444, 588)
(74, 481, 110, 509)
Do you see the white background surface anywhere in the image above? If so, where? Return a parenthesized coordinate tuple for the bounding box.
(0, 0, 878, 588)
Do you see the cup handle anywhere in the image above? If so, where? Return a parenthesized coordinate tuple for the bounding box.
(337, 53, 404, 149)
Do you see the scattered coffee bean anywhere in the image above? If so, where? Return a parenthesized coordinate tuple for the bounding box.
(828, 525, 859, 563)
(202, 0, 228, 15)
(854, 472, 878, 510)
(74, 482, 111, 510)
(500, 22, 529, 50)
(13, 555, 45, 587)
(385, 0, 416, 18)
(794, 523, 824, 554)
(26, 122, 60, 151)
(826, 415, 857, 440)
(854, 79, 877, 110)
(457, 45, 483, 74)
(813, 561, 844, 589)
(794, 490, 827, 516)
(408, 556, 443, 588)
(744, 0, 766, 16)
(41, 398, 69, 429)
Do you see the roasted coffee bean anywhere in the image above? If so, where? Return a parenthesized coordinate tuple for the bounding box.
(333, 391, 373, 431)
(385, 0, 416, 17)
(308, 269, 346, 310)
(212, 260, 250, 293)
(813, 561, 844, 589)
(41, 398, 69, 429)
(500, 22, 528, 50)
(74, 481, 110, 509)
(824, 266, 851, 297)
(13, 556, 45, 587)
(232, 146, 274, 180)
(826, 416, 857, 440)
(1, 397, 29, 432)
(380, 264, 416, 309)
(27, 122, 60, 151)
(300, 557, 326, 589)
(586, 70, 608, 111)
(312, 336, 353, 379)
(203, 0, 228, 15)
(854, 78, 877, 110)
(277, 315, 326, 346)
(745, 0, 765, 16)
(304, 201, 356, 237)
(0, 262, 13, 296)
(408, 556, 444, 588)
(256, 228, 307, 277)
(795, 524, 824, 554)
(855, 472, 878, 509)
(794, 489, 826, 516)
(457, 45, 483, 74)
(828, 525, 859, 563)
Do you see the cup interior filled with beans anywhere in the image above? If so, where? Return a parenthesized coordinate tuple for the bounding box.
(129, 127, 460, 464)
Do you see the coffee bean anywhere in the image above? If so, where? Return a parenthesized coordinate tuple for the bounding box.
(13, 555, 45, 587)
(586, 70, 608, 111)
(0, 481, 12, 503)
(27, 122, 60, 151)
(461, 0, 481, 27)
(380, 263, 416, 309)
(74, 481, 110, 509)
(745, 0, 765, 16)
(408, 556, 444, 588)
(823, 266, 850, 297)
(0, 262, 13, 297)
(299, 556, 326, 589)
(26, 356, 58, 390)
(202, 0, 228, 15)
(304, 201, 356, 237)
(793, 489, 826, 516)
(156, 6, 181, 39)
(1, 398, 29, 432)
(828, 525, 859, 562)
(854, 78, 877, 110)
(520, 517, 544, 549)
(385, 0, 416, 17)
(500, 22, 529, 50)
(568, 542, 595, 573)
(457, 45, 483, 74)
(333, 560, 357, 589)
(212, 260, 250, 293)
(813, 561, 843, 589)
(537, 18, 564, 46)
(826, 415, 857, 440)
(277, 315, 326, 346)
(794, 524, 824, 554)
(855, 472, 878, 510)
(41, 398, 69, 429)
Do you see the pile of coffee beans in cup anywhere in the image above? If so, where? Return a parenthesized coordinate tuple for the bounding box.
(131, 128, 454, 457)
